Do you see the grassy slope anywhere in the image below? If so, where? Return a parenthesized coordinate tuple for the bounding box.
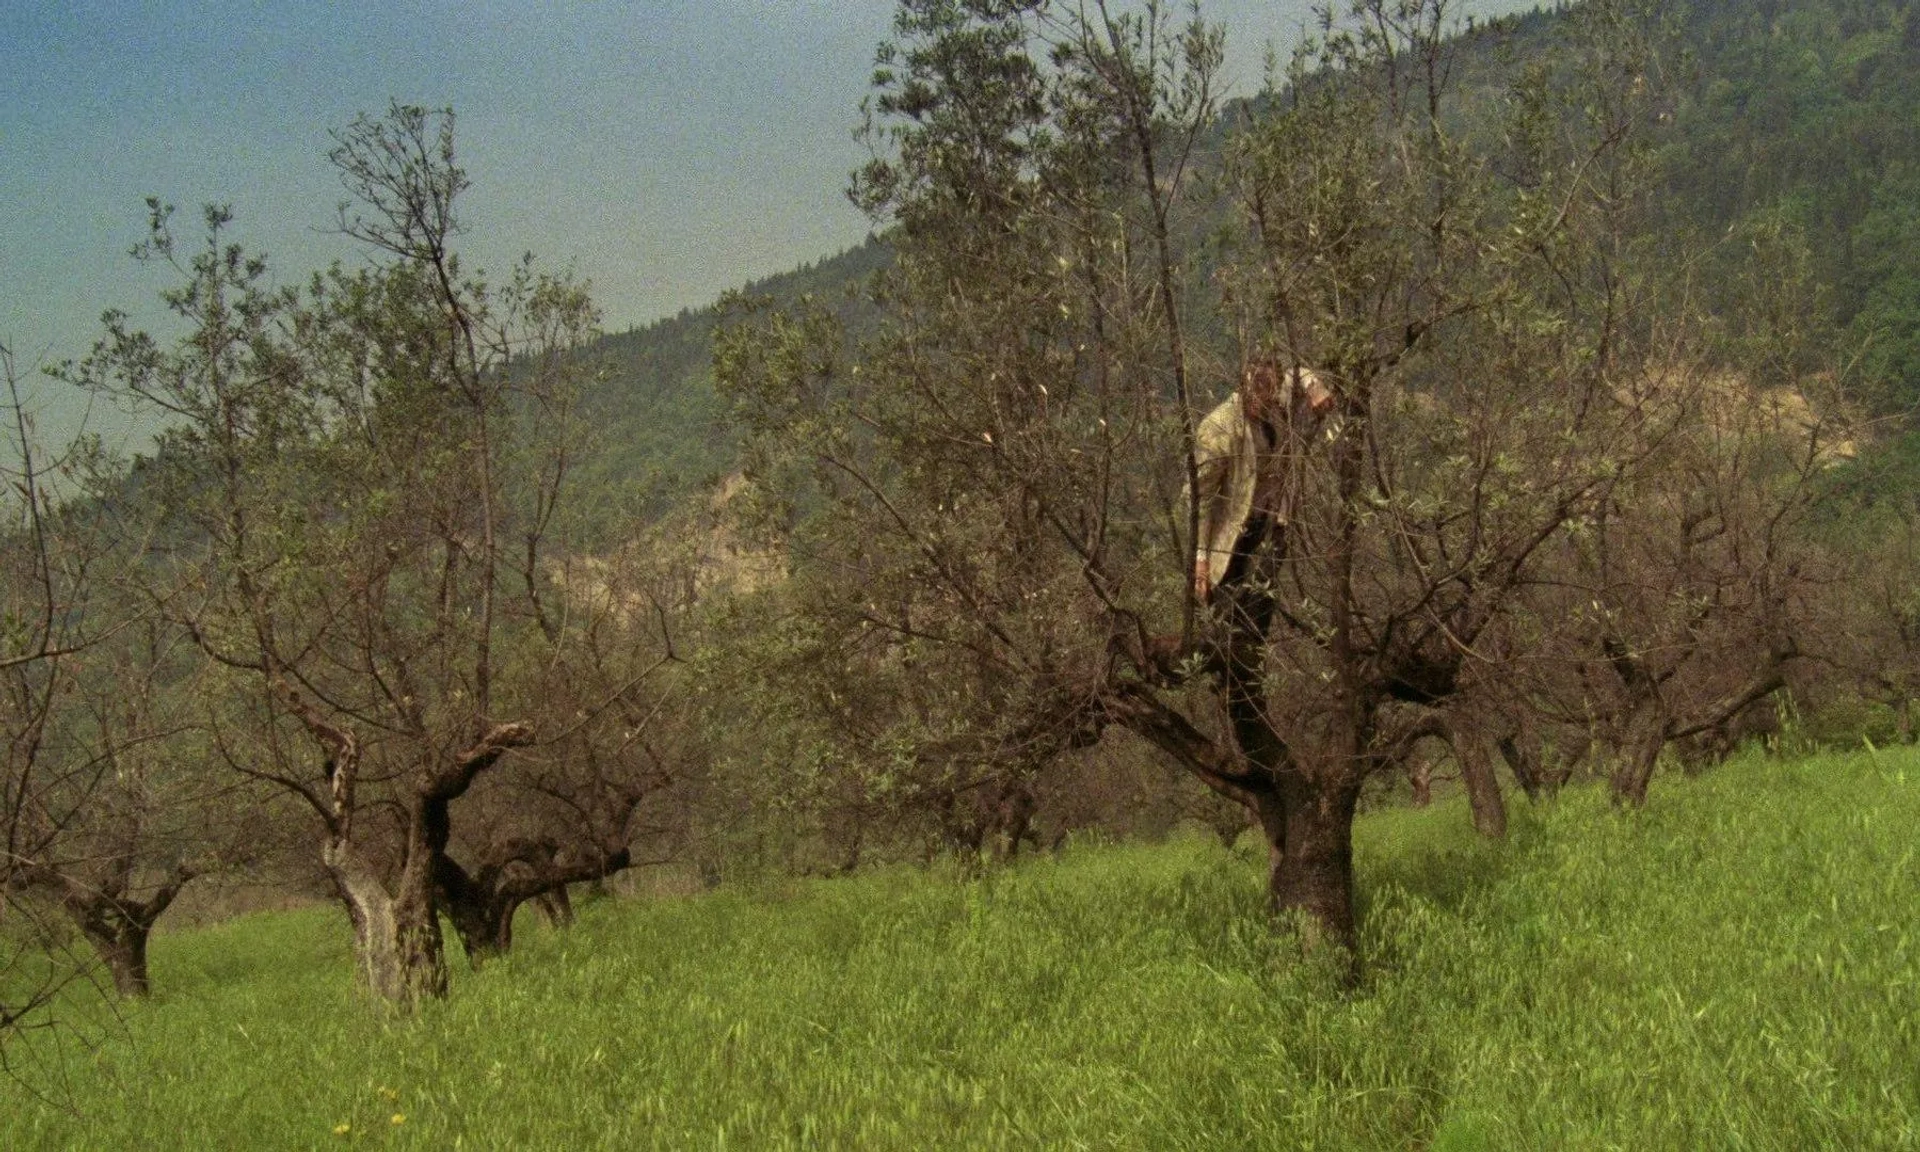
(6, 749, 1919, 1149)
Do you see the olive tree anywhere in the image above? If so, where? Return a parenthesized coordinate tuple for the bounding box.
(74, 107, 659, 1007)
(724, 0, 1702, 957)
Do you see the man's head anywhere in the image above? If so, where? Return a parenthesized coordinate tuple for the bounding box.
(1242, 360, 1335, 423)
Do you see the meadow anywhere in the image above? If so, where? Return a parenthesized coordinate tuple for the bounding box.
(4, 748, 1917, 1150)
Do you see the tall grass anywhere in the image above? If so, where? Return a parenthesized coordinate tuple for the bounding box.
(4, 748, 1917, 1149)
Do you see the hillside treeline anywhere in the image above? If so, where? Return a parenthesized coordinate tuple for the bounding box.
(4, 0, 1918, 1025)
(584, 0, 1920, 501)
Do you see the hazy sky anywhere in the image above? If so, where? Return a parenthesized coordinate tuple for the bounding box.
(3, 0, 1534, 448)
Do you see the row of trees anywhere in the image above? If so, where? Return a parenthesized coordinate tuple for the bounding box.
(7, 0, 1919, 1035)
(3, 107, 699, 1024)
(716, 0, 1875, 956)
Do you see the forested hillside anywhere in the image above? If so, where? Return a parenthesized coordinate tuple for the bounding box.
(1661, 0, 1920, 407)
(573, 240, 889, 518)
(578, 0, 1920, 517)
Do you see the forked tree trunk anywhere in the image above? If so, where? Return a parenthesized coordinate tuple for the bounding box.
(1114, 683, 1366, 958)
(437, 881, 517, 966)
(277, 681, 450, 1007)
(437, 843, 626, 967)
(997, 782, 1038, 862)
(98, 927, 151, 999)
(56, 863, 194, 999)
(1439, 707, 1510, 837)
(1498, 731, 1547, 800)
(1407, 754, 1433, 807)
(1230, 536, 1365, 951)
(1116, 519, 1377, 960)
(1611, 659, 1789, 806)
(324, 791, 451, 1006)
(278, 681, 531, 1006)
(325, 834, 448, 1005)
(72, 908, 155, 998)
(1601, 636, 1670, 808)
(534, 886, 574, 928)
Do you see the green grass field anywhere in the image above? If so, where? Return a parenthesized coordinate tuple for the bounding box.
(5, 748, 1918, 1149)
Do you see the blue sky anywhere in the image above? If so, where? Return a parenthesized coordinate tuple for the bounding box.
(2, 1, 1532, 449)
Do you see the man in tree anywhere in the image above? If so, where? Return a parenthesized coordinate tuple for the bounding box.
(1190, 358, 1334, 603)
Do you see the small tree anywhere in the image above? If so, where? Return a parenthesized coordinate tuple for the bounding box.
(76, 107, 626, 1008)
(3, 344, 255, 1014)
(1542, 221, 1849, 804)
(1, 344, 95, 1040)
(435, 539, 689, 963)
(1830, 478, 1920, 741)
(721, 0, 1221, 874)
(22, 614, 262, 998)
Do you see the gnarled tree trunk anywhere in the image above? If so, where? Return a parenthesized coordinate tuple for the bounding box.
(325, 831, 448, 1005)
(1610, 694, 1669, 808)
(1113, 545, 1372, 955)
(59, 866, 193, 999)
(23, 855, 196, 999)
(435, 839, 631, 967)
(1259, 773, 1363, 946)
(1407, 752, 1434, 807)
(534, 885, 574, 928)
(1498, 731, 1547, 800)
(279, 679, 530, 1007)
(1606, 640, 1789, 807)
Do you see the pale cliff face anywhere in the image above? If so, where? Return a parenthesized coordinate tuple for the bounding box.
(1615, 368, 1859, 468)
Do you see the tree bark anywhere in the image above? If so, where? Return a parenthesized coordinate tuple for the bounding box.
(325, 833, 448, 1004)
(435, 840, 629, 968)
(53, 863, 193, 999)
(1258, 774, 1362, 953)
(1610, 695, 1668, 808)
(1456, 731, 1508, 839)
